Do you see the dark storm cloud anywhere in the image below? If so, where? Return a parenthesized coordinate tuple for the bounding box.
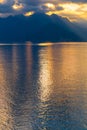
(18, 0, 41, 6)
(0, 5, 13, 13)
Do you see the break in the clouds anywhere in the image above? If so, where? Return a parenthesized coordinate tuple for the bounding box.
(0, 0, 87, 21)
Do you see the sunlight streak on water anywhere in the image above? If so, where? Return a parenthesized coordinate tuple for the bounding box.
(38, 46, 53, 102)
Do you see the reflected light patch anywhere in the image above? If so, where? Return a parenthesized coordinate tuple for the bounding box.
(12, 3, 24, 10)
(24, 11, 34, 16)
(37, 42, 53, 46)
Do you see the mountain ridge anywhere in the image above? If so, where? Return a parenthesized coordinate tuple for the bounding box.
(0, 13, 86, 43)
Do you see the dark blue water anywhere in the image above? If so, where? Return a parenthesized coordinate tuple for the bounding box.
(0, 43, 87, 130)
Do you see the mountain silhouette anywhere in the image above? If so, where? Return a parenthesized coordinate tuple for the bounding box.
(0, 13, 86, 43)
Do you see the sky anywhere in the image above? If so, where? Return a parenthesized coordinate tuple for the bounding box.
(0, 0, 87, 22)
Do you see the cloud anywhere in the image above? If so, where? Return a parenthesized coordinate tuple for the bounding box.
(0, 0, 86, 22)
(0, 0, 14, 13)
(64, 0, 87, 2)
(0, 0, 86, 14)
(56, 6, 64, 11)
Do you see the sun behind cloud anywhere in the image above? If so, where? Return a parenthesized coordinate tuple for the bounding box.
(45, 3, 55, 10)
(12, 0, 24, 11)
(12, 4, 24, 10)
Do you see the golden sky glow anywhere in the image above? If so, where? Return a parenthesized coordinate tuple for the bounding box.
(60, 3, 80, 11)
(59, 3, 87, 21)
(46, 2, 87, 21)
(0, 0, 6, 4)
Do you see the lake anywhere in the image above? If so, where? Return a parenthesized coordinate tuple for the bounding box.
(0, 42, 87, 130)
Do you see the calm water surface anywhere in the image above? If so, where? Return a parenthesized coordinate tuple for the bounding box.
(0, 42, 87, 130)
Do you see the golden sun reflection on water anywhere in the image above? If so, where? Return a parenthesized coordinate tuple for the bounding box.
(39, 46, 53, 102)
